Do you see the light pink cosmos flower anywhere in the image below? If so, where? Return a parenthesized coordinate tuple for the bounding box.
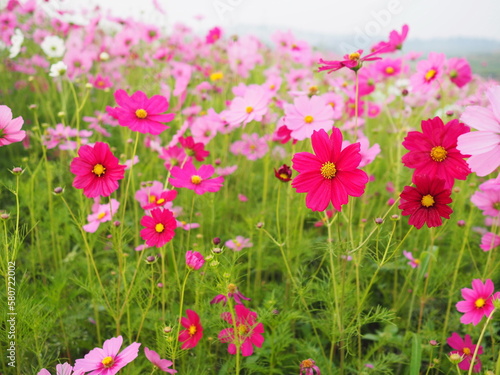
(144, 347, 177, 373)
(225, 236, 253, 252)
(83, 198, 120, 233)
(43, 124, 92, 151)
(109, 90, 175, 135)
(224, 85, 269, 126)
(457, 85, 500, 176)
(471, 179, 500, 217)
(283, 96, 335, 141)
(480, 232, 500, 252)
(230, 133, 269, 160)
(169, 161, 224, 195)
(342, 137, 380, 168)
(0, 105, 25, 147)
(410, 52, 446, 92)
(456, 279, 500, 325)
(73, 336, 140, 375)
(38, 363, 83, 375)
(403, 250, 420, 268)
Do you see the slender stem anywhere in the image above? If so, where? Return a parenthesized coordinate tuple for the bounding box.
(468, 309, 496, 375)
(173, 269, 192, 367)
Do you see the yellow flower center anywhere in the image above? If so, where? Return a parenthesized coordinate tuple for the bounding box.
(349, 52, 361, 61)
(238, 324, 248, 335)
(135, 109, 148, 119)
(155, 223, 165, 233)
(329, 102, 336, 108)
(320, 162, 337, 179)
(102, 356, 114, 368)
(149, 195, 157, 203)
(228, 283, 237, 293)
(246, 106, 254, 114)
(414, 259, 421, 265)
(279, 173, 289, 180)
(210, 71, 224, 81)
(425, 69, 437, 82)
(421, 194, 435, 207)
(92, 163, 106, 177)
(304, 115, 314, 124)
(191, 175, 202, 185)
(385, 66, 395, 74)
(475, 298, 486, 308)
(188, 324, 197, 336)
(97, 212, 106, 220)
(463, 347, 471, 355)
(430, 146, 447, 162)
(301, 359, 313, 368)
(309, 86, 318, 94)
(156, 198, 165, 204)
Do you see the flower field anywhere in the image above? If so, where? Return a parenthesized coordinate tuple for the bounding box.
(1, 2, 500, 374)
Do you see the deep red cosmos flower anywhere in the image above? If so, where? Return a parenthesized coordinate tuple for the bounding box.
(402, 117, 471, 189)
(70, 142, 126, 198)
(140, 208, 177, 247)
(291, 128, 368, 211)
(178, 309, 203, 349)
(109, 89, 175, 135)
(399, 175, 453, 229)
(218, 304, 264, 357)
(178, 136, 210, 161)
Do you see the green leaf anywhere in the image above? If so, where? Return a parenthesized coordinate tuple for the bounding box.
(410, 333, 422, 375)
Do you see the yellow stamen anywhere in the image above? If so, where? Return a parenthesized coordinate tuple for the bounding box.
(329, 102, 336, 108)
(210, 71, 224, 81)
(188, 324, 197, 336)
(475, 298, 486, 308)
(349, 52, 361, 61)
(385, 66, 395, 74)
(463, 347, 471, 355)
(301, 359, 314, 368)
(304, 115, 314, 124)
(92, 164, 106, 177)
(228, 283, 237, 293)
(421, 194, 435, 207)
(309, 86, 318, 94)
(246, 106, 254, 114)
(102, 356, 114, 368)
(191, 175, 202, 185)
(97, 212, 106, 220)
(238, 324, 248, 335)
(155, 223, 165, 233)
(135, 109, 148, 119)
(430, 146, 447, 162)
(320, 162, 336, 179)
(425, 69, 437, 82)
(148, 195, 157, 203)
(156, 198, 165, 204)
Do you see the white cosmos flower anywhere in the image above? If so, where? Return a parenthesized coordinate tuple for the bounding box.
(41, 35, 66, 58)
(49, 61, 68, 78)
(9, 29, 24, 59)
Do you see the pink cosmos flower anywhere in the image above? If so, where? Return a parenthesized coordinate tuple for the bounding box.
(480, 232, 500, 252)
(471, 178, 500, 217)
(410, 52, 446, 92)
(225, 236, 253, 252)
(144, 347, 177, 374)
(0, 105, 25, 147)
(90, 74, 113, 90)
(159, 145, 190, 171)
(446, 58, 472, 88)
(291, 128, 368, 212)
(179, 136, 210, 161)
(447, 332, 483, 373)
(73, 335, 140, 375)
(135, 181, 164, 209)
(456, 279, 500, 325)
(283, 96, 335, 141)
(230, 133, 269, 160)
(210, 283, 251, 306)
(457, 85, 500, 176)
(342, 137, 380, 168)
(140, 208, 177, 248)
(178, 309, 203, 349)
(70, 142, 126, 198)
(375, 58, 403, 78)
(403, 250, 420, 268)
(299, 358, 321, 375)
(169, 161, 224, 195)
(402, 117, 471, 189)
(43, 124, 92, 151)
(372, 24, 409, 53)
(109, 90, 175, 135)
(218, 304, 264, 357)
(224, 85, 269, 126)
(318, 49, 382, 73)
(38, 363, 83, 375)
(83, 198, 120, 233)
(206, 27, 221, 44)
(185, 250, 205, 270)
(142, 188, 177, 211)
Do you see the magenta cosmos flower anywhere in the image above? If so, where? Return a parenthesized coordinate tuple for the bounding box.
(299, 358, 321, 375)
(169, 161, 224, 195)
(291, 128, 368, 212)
(0, 105, 26, 147)
(402, 117, 471, 189)
(457, 85, 500, 176)
(399, 175, 453, 229)
(456, 279, 500, 325)
(70, 142, 126, 198)
(218, 304, 264, 357)
(318, 49, 382, 73)
(109, 89, 175, 135)
(185, 250, 205, 270)
(73, 335, 140, 375)
(446, 58, 472, 88)
(447, 332, 483, 373)
(210, 283, 251, 306)
(178, 309, 203, 349)
(144, 347, 177, 374)
(140, 208, 177, 247)
(283, 96, 335, 141)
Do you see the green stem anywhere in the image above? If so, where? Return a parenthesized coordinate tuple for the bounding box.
(468, 309, 496, 375)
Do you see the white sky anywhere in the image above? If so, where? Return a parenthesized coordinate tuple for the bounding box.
(48, 0, 500, 42)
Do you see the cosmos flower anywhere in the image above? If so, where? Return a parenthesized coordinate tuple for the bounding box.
(38, 363, 83, 375)
(0, 105, 25, 147)
(456, 279, 500, 325)
(140, 208, 177, 248)
(169, 161, 224, 195)
(291, 128, 368, 212)
(210, 283, 251, 306)
(144, 347, 177, 374)
(318, 49, 382, 73)
(447, 332, 483, 373)
(178, 310, 203, 350)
